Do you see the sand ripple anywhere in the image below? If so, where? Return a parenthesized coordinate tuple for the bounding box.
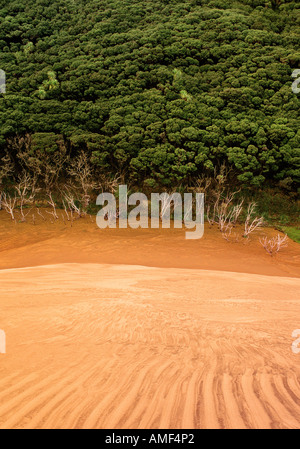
(0, 264, 300, 428)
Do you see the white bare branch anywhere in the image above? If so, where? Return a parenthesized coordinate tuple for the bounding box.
(63, 190, 82, 218)
(46, 192, 59, 220)
(2, 192, 17, 220)
(243, 202, 264, 238)
(259, 233, 288, 256)
(14, 171, 36, 222)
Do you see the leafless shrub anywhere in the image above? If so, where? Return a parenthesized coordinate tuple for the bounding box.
(14, 171, 37, 222)
(259, 233, 288, 256)
(231, 201, 244, 225)
(222, 226, 241, 243)
(159, 192, 172, 220)
(203, 163, 242, 229)
(206, 205, 214, 227)
(61, 212, 66, 225)
(45, 192, 59, 220)
(66, 153, 121, 216)
(194, 176, 212, 194)
(70, 210, 74, 226)
(243, 202, 264, 238)
(0, 154, 14, 210)
(62, 199, 71, 221)
(16, 133, 68, 194)
(0, 154, 13, 189)
(2, 192, 17, 220)
(222, 226, 233, 242)
(37, 208, 46, 221)
(63, 189, 82, 218)
(212, 163, 231, 193)
(67, 151, 98, 214)
(210, 190, 243, 232)
(101, 173, 122, 195)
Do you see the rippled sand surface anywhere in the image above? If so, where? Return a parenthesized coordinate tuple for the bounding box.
(0, 212, 299, 428)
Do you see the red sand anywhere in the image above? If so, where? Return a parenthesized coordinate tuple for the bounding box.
(0, 211, 299, 428)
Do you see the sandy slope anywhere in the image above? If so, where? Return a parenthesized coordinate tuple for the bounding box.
(0, 210, 299, 277)
(0, 262, 300, 429)
(0, 212, 300, 428)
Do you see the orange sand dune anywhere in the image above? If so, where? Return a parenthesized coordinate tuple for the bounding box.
(0, 210, 299, 277)
(0, 211, 300, 429)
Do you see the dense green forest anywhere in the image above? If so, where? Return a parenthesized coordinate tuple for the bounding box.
(0, 0, 299, 193)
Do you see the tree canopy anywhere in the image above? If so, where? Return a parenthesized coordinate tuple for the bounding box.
(0, 0, 299, 190)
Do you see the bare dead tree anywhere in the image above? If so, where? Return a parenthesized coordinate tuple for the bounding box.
(221, 226, 240, 243)
(37, 208, 46, 221)
(67, 151, 98, 214)
(66, 154, 122, 219)
(217, 203, 232, 232)
(46, 192, 59, 220)
(212, 191, 242, 232)
(0, 143, 16, 221)
(222, 226, 232, 242)
(208, 163, 230, 198)
(159, 192, 172, 220)
(100, 173, 122, 195)
(107, 174, 121, 194)
(231, 200, 244, 226)
(63, 189, 82, 218)
(14, 171, 37, 222)
(259, 234, 288, 256)
(243, 202, 264, 238)
(0, 154, 14, 210)
(93, 173, 123, 221)
(183, 196, 193, 223)
(0, 191, 3, 211)
(204, 163, 239, 227)
(195, 176, 212, 194)
(14, 134, 68, 221)
(0, 154, 13, 188)
(17, 136, 68, 194)
(206, 204, 214, 228)
(6, 134, 31, 157)
(62, 200, 71, 221)
(2, 192, 17, 220)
